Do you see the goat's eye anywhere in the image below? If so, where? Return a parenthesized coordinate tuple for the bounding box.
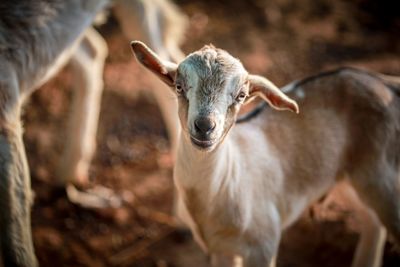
(176, 84, 183, 94)
(236, 91, 247, 102)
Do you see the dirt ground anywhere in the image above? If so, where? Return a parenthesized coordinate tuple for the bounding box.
(23, 0, 400, 266)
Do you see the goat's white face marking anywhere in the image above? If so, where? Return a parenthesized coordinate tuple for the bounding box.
(174, 46, 248, 151)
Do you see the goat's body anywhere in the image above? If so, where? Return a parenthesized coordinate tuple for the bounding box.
(175, 68, 400, 266)
(1, 1, 186, 266)
(1, 2, 107, 266)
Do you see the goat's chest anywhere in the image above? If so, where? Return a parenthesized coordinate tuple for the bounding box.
(176, 177, 252, 252)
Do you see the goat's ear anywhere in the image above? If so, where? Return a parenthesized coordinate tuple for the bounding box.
(247, 74, 299, 113)
(130, 41, 178, 87)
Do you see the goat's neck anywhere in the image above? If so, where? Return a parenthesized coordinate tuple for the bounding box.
(176, 132, 239, 192)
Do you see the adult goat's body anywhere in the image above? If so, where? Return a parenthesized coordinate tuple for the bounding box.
(132, 41, 400, 267)
(1, 2, 108, 266)
(0, 1, 186, 266)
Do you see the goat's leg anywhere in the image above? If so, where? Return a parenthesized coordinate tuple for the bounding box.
(113, 0, 182, 152)
(242, 247, 277, 267)
(270, 256, 277, 267)
(352, 207, 386, 267)
(57, 27, 106, 187)
(114, 0, 169, 60)
(350, 167, 400, 246)
(241, 237, 279, 267)
(148, 80, 180, 154)
(0, 72, 37, 267)
(115, 0, 182, 217)
(113, 0, 187, 63)
(0, 123, 37, 267)
(57, 28, 124, 208)
(164, 35, 186, 64)
(210, 253, 241, 267)
(335, 182, 387, 267)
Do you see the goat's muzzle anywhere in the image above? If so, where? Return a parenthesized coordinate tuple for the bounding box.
(194, 116, 215, 136)
(190, 116, 218, 149)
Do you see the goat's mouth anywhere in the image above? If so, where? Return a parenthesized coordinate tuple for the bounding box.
(190, 136, 217, 150)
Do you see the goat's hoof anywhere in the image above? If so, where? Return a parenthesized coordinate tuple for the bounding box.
(66, 184, 132, 209)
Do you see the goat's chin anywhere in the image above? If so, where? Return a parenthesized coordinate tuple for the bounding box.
(190, 136, 218, 151)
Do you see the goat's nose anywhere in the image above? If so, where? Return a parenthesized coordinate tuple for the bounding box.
(194, 117, 216, 135)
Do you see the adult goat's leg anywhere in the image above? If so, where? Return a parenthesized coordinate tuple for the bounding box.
(115, 0, 184, 219)
(0, 70, 37, 267)
(113, 0, 184, 152)
(57, 28, 107, 188)
(55, 28, 126, 208)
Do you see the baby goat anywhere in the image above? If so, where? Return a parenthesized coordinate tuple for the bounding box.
(131, 41, 400, 267)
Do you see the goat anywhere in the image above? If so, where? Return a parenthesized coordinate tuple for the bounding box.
(0, 1, 186, 266)
(131, 41, 400, 267)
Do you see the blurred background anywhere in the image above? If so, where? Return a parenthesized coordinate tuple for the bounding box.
(25, 0, 399, 266)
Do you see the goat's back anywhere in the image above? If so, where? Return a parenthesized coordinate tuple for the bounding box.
(289, 67, 400, 169)
(0, 0, 107, 91)
(242, 68, 400, 207)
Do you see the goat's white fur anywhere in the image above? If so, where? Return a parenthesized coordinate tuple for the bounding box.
(132, 41, 400, 267)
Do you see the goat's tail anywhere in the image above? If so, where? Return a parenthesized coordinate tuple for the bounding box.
(379, 73, 400, 97)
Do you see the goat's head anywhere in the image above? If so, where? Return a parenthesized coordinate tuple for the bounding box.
(131, 41, 298, 151)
